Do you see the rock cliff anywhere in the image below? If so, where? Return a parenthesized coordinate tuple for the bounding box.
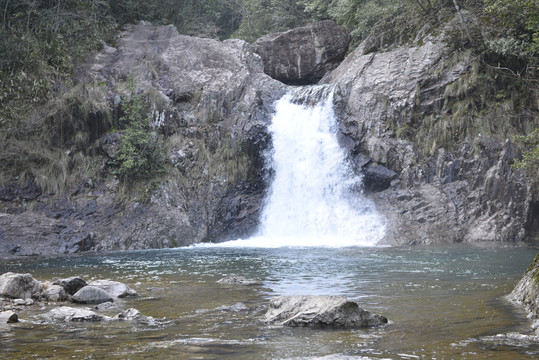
(323, 18, 537, 245)
(1, 24, 287, 256)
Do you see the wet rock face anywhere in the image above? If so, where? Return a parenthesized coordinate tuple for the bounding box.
(252, 20, 350, 85)
(0, 181, 41, 202)
(264, 295, 388, 329)
(508, 254, 539, 335)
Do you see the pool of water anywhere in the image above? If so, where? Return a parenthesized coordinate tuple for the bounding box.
(1, 244, 538, 359)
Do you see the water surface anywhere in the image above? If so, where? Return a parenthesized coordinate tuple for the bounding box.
(1, 245, 537, 359)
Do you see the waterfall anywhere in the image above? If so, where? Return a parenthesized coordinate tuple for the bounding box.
(219, 86, 385, 247)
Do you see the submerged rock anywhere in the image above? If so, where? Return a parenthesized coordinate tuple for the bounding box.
(264, 295, 388, 329)
(253, 20, 350, 85)
(88, 280, 137, 298)
(215, 302, 249, 312)
(46, 306, 105, 322)
(217, 276, 261, 286)
(0, 311, 18, 324)
(0, 273, 42, 299)
(113, 308, 155, 324)
(72, 286, 113, 305)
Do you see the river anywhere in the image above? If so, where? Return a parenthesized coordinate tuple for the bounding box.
(0, 245, 538, 359)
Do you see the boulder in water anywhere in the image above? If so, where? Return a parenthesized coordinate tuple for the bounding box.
(0, 311, 18, 323)
(88, 280, 137, 298)
(44, 284, 67, 302)
(72, 286, 113, 305)
(53, 276, 87, 296)
(0, 273, 42, 299)
(263, 295, 388, 329)
(46, 306, 105, 322)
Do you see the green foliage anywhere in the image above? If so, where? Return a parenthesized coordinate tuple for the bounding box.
(232, 0, 308, 42)
(299, 0, 412, 48)
(109, 0, 242, 39)
(110, 79, 166, 185)
(0, 0, 115, 122)
(513, 129, 539, 179)
(484, 0, 539, 78)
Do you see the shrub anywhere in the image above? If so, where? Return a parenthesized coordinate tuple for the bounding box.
(110, 79, 166, 185)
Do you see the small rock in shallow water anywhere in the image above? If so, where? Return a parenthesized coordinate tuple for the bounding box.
(95, 301, 120, 311)
(13, 299, 25, 306)
(44, 285, 67, 302)
(215, 302, 249, 312)
(46, 306, 106, 322)
(0, 311, 18, 323)
(113, 308, 155, 324)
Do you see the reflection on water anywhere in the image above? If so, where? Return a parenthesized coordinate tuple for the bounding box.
(0, 245, 538, 359)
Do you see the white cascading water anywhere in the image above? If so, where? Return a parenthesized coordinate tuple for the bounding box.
(218, 86, 385, 247)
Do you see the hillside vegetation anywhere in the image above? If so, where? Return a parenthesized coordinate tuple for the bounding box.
(0, 0, 537, 195)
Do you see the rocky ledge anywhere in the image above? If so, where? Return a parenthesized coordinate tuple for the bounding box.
(508, 253, 539, 335)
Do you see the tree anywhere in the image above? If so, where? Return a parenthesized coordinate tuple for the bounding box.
(484, 0, 539, 79)
(513, 129, 539, 183)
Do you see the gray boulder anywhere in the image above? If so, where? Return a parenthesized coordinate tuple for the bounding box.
(252, 20, 350, 85)
(44, 284, 67, 302)
(0, 311, 18, 323)
(72, 286, 113, 305)
(46, 306, 105, 322)
(53, 277, 87, 295)
(88, 280, 137, 298)
(0, 273, 42, 299)
(263, 295, 388, 329)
